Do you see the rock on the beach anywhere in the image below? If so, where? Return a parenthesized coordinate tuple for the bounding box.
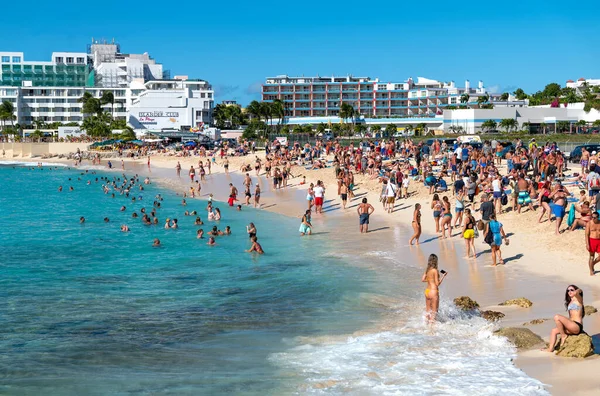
(523, 318, 549, 326)
(499, 298, 533, 308)
(481, 310, 505, 321)
(494, 327, 545, 350)
(556, 334, 594, 358)
(453, 296, 480, 311)
(584, 305, 598, 315)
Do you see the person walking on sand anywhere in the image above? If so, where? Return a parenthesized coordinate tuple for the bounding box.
(357, 197, 375, 234)
(254, 184, 261, 208)
(339, 181, 349, 209)
(176, 162, 181, 178)
(585, 211, 600, 276)
(421, 254, 447, 324)
(485, 213, 508, 266)
(189, 166, 196, 182)
(409, 203, 422, 245)
(431, 193, 442, 233)
(543, 285, 585, 353)
(462, 208, 477, 258)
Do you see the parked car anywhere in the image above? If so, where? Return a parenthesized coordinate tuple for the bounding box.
(568, 144, 600, 163)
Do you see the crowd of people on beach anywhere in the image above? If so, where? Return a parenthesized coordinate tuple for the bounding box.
(56, 131, 596, 346)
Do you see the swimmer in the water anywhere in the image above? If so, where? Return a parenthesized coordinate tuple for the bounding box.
(170, 219, 178, 229)
(164, 218, 171, 229)
(194, 216, 204, 225)
(153, 238, 161, 247)
(197, 229, 205, 239)
(104, 217, 110, 222)
(207, 236, 216, 245)
(224, 226, 231, 235)
(58, 186, 63, 192)
(246, 236, 264, 254)
(120, 206, 126, 211)
(79, 216, 85, 224)
(121, 225, 130, 232)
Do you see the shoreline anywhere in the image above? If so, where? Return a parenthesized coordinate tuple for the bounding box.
(4, 153, 600, 394)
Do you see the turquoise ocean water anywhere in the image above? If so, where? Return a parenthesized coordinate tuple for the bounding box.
(0, 164, 378, 394)
(1, 162, 549, 395)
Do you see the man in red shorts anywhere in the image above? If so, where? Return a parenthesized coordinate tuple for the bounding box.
(585, 211, 600, 276)
(313, 181, 325, 214)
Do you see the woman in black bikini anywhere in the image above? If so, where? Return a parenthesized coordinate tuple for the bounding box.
(543, 285, 585, 353)
(409, 203, 422, 245)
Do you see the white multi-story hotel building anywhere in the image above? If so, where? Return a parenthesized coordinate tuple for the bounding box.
(0, 40, 213, 132)
(262, 75, 493, 118)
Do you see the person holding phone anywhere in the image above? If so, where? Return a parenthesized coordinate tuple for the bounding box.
(421, 254, 447, 324)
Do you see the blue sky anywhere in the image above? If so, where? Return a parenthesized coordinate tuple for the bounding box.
(1, 0, 599, 105)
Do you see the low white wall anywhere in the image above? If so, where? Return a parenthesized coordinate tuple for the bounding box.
(0, 142, 90, 158)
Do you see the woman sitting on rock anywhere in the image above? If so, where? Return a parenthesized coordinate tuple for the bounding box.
(543, 285, 585, 353)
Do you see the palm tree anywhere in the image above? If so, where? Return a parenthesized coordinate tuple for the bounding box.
(415, 123, 427, 136)
(593, 120, 600, 128)
(513, 88, 528, 100)
(556, 121, 570, 133)
(371, 124, 382, 136)
(539, 122, 548, 135)
(521, 122, 531, 133)
(499, 118, 518, 133)
(477, 94, 490, 106)
(271, 99, 285, 131)
(100, 91, 115, 117)
(481, 119, 497, 133)
(0, 100, 16, 130)
(575, 120, 587, 134)
(500, 93, 509, 102)
(33, 118, 46, 130)
(460, 94, 470, 104)
(339, 103, 355, 133)
(316, 123, 326, 136)
(246, 100, 262, 122)
(259, 102, 272, 136)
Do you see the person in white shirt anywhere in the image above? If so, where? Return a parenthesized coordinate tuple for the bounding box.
(385, 180, 397, 213)
(313, 181, 325, 214)
(401, 175, 410, 199)
(491, 174, 503, 214)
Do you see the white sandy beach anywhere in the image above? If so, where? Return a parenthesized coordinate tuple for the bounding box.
(5, 149, 600, 394)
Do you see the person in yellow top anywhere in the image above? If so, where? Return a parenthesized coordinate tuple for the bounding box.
(528, 138, 537, 151)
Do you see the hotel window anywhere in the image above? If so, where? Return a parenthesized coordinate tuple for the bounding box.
(201, 93, 205, 98)
(1, 56, 9, 62)
(77, 57, 85, 64)
(55, 57, 63, 63)
(66, 57, 74, 64)
(12, 56, 21, 63)
(207, 93, 212, 98)
(377, 84, 387, 90)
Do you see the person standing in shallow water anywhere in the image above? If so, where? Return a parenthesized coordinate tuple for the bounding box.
(357, 197, 374, 234)
(421, 254, 447, 324)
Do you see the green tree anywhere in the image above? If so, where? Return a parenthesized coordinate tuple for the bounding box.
(481, 119, 497, 132)
(259, 102, 272, 135)
(0, 100, 16, 130)
(280, 125, 290, 134)
(556, 120, 571, 133)
(513, 88, 528, 100)
(31, 129, 44, 142)
(539, 122, 548, 135)
(339, 103, 356, 133)
(575, 120, 587, 134)
(331, 123, 342, 135)
(385, 123, 397, 137)
(316, 123, 326, 135)
(593, 120, 600, 128)
(415, 123, 427, 136)
(499, 118, 518, 133)
(460, 94, 470, 104)
(100, 91, 115, 117)
(543, 83, 562, 98)
(246, 100, 262, 122)
(302, 124, 313, 134)
(271, 99, 285, 131)
(477, 94, 490, 106)
(371, 124, 382, 136)
(500, 93, 509, 101)
(292, 124, 303, 134)
(521, 122, 531, 133)
(354, 123, 366, 136)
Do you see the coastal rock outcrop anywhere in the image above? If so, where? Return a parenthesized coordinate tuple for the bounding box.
(453, 296, 480, 311)
(523, 318, 549, 326)
(494, 327, 544, 350)
(499, 298, 533, 308)
(481, 310, 505, 321)
(584, 305, 598, 315)
(556, 334, 594, 358)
